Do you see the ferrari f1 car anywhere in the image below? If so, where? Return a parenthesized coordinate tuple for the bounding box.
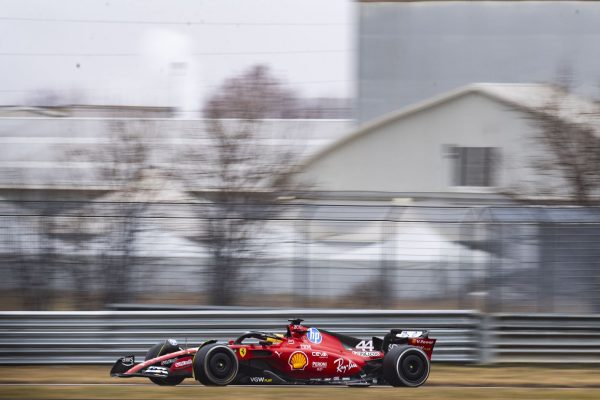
(110, 319, 436, 387)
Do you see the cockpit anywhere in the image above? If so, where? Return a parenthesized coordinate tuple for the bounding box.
(232, 319, 306, 346)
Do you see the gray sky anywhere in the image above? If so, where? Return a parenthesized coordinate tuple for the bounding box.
(0, 0, 354, 110)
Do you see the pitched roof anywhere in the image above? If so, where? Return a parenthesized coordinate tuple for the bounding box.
(299, 83, 600, 170)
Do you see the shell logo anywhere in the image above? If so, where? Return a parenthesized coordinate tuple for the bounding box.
(288, 351, 308, 370)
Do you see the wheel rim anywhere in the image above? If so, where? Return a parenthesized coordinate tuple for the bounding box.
(397, 350, 429, 385)
(209, 352, 233, 379)
(203, 346, 238, 385)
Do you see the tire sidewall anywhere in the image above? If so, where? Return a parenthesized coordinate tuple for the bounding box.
(383, 345, 430, 387)
(193, 344, 238, 386)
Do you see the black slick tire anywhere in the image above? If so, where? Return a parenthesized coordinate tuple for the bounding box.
(145, 340, 185, 386)
(192, 344, 238, 386)
(382, 345, 430, 387)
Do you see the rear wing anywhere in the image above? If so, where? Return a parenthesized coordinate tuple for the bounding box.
(394, 330, 430, 338)
(377, 329, 436, 359)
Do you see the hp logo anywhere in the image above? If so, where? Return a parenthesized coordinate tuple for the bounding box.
(307, 327, 322, 344)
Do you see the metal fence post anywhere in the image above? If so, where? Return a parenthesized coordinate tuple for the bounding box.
(479, 313, 493, 364)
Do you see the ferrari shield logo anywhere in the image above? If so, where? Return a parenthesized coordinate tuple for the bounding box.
(239, 348, 247, 358)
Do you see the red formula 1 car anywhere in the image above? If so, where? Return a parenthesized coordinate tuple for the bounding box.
(110, 319, 436, 387)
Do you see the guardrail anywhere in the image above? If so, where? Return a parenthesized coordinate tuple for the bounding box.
(488, 313, 600, 364)
(0, 310, 480, 364)
(1, 310, 599, 364)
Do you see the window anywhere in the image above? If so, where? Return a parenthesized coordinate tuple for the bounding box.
(448, 146, 498, 187)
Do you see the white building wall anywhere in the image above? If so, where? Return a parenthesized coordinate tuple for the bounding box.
(298, 93, 548, 194)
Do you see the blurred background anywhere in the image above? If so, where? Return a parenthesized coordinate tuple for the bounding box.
(0, 0, 599, 316)
(1, 0, 600, 374)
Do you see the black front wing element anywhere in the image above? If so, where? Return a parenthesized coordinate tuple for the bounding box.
(110, 355, 175, 379)
(110, 355, 136, 377)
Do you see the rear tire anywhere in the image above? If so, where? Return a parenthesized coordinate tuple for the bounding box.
(193, 344, 238, 386)
(382, 345, 430, 387)
(145, 340, 185, 386)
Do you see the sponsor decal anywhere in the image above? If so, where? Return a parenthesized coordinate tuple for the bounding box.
(239, 348, 247, 358)
(121, 356, 134, 366)
(288, 339, 295, 344)
(307, 327, 322, 344)
(333, 357, 358, 373)
(312, 351, 328, 358)
(413, 338, 434, 345)
(409, 337, 435, 353)
(161, 358, 176, 366)
(288, 351, 308, 370)
(388, 343, 399, 351)
(173, 359, 192, 368)
(145, 366, 169, 376)
(397, 331, 423, 338)
(355, 340, 374, 351)
(250, 377, 273, 383)
(311, 361, 327, 371)
(352, 351, 380, 358)
(167, 339, 178, 346)
(300, 344, 312, 350)
(275, 351, 282, 358)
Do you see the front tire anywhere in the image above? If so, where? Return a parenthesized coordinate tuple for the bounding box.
(382, 345, 430, 387)
(193, 344, 238, 386)
(145, 340, 185, 386)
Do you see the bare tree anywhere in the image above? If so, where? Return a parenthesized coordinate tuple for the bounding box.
(203, 64, 352, 119)
(5, 120, 152, 310)
(12, 207, 59, 310)
(51, 209, 99, 309)
(204, 65, 301, 119)
(190, 66, 304, 305)
(65, 120, 155, 307)
(526, 81, 600, 205)
(95, 120, 155, 306)
(525, 79, 600, 312)
(2, 89, 87, 310)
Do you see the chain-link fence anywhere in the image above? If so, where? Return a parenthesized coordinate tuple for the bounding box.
(0, 201, 599, 312)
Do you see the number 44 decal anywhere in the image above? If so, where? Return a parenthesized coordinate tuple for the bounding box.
(355, 340, 374, 351)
